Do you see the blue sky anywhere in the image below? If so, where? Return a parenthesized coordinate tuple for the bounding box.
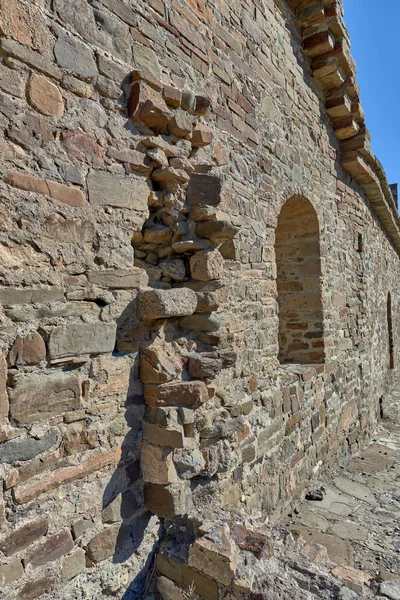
(343, 0, 399, 185)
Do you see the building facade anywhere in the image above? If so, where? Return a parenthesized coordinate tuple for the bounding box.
(0, 0, 399, 597)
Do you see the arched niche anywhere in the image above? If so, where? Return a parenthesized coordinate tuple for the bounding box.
(275, 196, 325, 364)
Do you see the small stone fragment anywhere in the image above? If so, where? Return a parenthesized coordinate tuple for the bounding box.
(192, 127, 213, 147)
(159, 258, 186, 281)
(196, 220, 239, 243)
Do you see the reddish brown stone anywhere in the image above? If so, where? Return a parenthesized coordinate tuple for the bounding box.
(107, 147, 152, 173)
(4, 172, 48, 195)
(0, 520, 48, 556)
(192, 126, 213, 147)
(144, 381, 209, 408)
(17, 578, 55, 600)
(131, 70, 163, 91)
(129, 81, 172, 130)
(12, 447, 121, 504)
(25, 529, 74, 569)
(162, 85, 182, 108)
(61, 129, 105, 167)
(8, 332, 46, 366)
(168, 114, 193, 137)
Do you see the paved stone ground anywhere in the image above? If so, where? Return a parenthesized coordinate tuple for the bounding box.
(279, 380, 400, 598)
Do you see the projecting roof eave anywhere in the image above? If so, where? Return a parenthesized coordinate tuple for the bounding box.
(291, 0, 400, 253)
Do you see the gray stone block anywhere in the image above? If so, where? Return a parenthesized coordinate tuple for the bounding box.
(48, 323, 117, 359)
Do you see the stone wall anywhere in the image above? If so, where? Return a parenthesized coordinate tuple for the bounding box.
(0, 0, 399, 598)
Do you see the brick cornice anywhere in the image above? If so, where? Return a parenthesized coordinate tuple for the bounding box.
(292, 0, 400, 252)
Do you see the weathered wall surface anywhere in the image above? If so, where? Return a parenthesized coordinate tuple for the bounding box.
(0, 0, 399, 598)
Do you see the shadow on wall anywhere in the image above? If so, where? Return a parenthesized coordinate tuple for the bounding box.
(98, 297, 161, 599)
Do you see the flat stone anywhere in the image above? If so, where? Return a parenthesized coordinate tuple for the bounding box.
(0, 37, 60, 80)
(87, 170, 150, 210)
(61, 548, 86, 582)
(141, 136, 191, 159)
(380, 580, 400, 600)
(330, 521, 369, 541)
(143, 422, 184, 448)
(0, 558, 24, 585)
(0, 429, 58, 463)
(290, 526, 354, 566)
(87, 268, 148, 289)
(48, 323, 117, 359)
(9, 371, 82, 424)
(331, 565, 371, 595)
(25, 529, 74, 569)
(138, 288, 197, 320)
(0, 520, 48, 556)
(0, 286, 64, 306)
(0, 0, 50, 52)
(133, 42, 161, 79)
(55, 33, 97, 80)
(61, 129, 105, 167)
(333, 476, 376, 504)
(28, 74, 64, 117)
(307, 486, 358, 517)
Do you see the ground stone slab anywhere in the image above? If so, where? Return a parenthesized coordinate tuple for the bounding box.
(380, 580, 400, 600)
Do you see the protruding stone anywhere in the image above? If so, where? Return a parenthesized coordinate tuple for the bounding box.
(144, 482, 190, 518)
(138, 288, 197, 320)
(27, 74, 64, 117)
(181, 90, 196, 113)
(140, 346, 181, 384)
(190, 249, 224, 281)
(180, 313, 222, 332)
(141, 443, 178, 484)
(195, 96, 212, 116)
(129, 81, 172, 130)
(168, 114, 193, 138)
(61, 548, 86, 582)
(187, 174, 222, 207)
(157, 576, 186, 600)
(143, 422, 184, 448)
(192, 127, 213, 147)
(163, 86, 182, 108)
(144, 380, 209, 408)
(196, 220, 239, 243)
(188, 527, 238, 586)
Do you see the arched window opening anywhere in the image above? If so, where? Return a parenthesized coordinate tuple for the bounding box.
(275, 196, 324, 364)
(387, 292, 394, 370)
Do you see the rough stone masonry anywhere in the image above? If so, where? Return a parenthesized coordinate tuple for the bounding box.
(0, 0, 399, 598)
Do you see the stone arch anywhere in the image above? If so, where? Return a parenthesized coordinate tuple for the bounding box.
(387, 292, 394, 370)
(275, 196, 324, 363)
